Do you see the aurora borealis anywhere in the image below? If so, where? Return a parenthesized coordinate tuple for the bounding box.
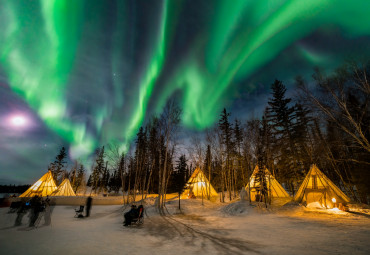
(1, 0, 370, 184)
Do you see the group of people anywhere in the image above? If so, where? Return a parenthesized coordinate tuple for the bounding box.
(14, 195, 52, 227)
(11, 195, 143, 228)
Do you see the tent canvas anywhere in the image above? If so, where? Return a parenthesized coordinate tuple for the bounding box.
(294, 164, 350, 208)
(183, 168, 218, 198)
(20, 171, 57, 197)
(52, 178, 76, 196)
(246, 166, 290, 201)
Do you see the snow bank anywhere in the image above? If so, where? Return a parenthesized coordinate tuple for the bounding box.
(220, 200, 250, 216)
(347, 203, 370, 216)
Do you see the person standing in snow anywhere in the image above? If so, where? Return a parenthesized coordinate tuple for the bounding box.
(43, 196, 52, 226)
(85, 196, 93, 217)
(14, 200, 28, 226)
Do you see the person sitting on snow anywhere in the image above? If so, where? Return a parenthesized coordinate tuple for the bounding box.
(29, 196, 43, 227)
(123, 205, 139, 226)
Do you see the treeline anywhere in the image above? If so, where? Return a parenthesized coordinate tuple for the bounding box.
(48, 100, 184, 210)
(0, 185, 30, 194)
(48, 61, 369, 205)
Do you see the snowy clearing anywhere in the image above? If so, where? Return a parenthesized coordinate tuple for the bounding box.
(1, 198, 369, 255)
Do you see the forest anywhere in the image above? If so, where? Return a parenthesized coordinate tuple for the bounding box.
(45, 61, 370, 207)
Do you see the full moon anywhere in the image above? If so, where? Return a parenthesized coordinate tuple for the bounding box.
(11, 116, 26, 126)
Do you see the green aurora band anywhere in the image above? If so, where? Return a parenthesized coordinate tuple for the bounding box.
(1, 0, 370, 158)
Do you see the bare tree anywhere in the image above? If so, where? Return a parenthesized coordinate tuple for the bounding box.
(297, 61, 370, 202)
(206, 126, 225, 202)
(157, 100, 182, 211)
(187, 133, 205, 169)
(107, 143, 127, 202)
(299, 63, 370, 154)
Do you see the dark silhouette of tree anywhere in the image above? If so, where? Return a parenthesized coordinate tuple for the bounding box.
(203, 145, 212, 200)
(91, 146, 105, 193)
(75, 164, 85, 193)
(218, 108, 235, 200)
(157, 100, 182, 211)
(49, 147, 68, 185)
(266, 80, 299, 187)
(173, 154, 187, 209)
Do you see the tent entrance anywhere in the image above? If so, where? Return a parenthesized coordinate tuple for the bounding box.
(295, 165, 350, 209)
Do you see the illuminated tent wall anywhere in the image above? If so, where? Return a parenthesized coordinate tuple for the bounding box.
(246, 166, 290, 201)
(20, 171, 57, 197)
(294, 164, 350, 208)
(183, 168, 218, 198)
(52, 178, 76, 196)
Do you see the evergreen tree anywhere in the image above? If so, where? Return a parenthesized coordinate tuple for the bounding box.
(254, 165, 268, 207)
(87, 174, 92, 187)
(266, 80, 298, 183)
(91, 146, 105, 193)
(234, 119, 243, 154)
(219, 108, 234, 152)
(101, 162, 110, 192)
(72, 164, 85, 193)
(292, 103, 312, 172)
(203, 145, 212, 199)
(218, 108, 235, 200)
(77, 164, 85, 191)
(109, 170, 122, 193)
(233, 119, 244, 188)
(174, 155, 187, 209)
(49, 147, 68, 185)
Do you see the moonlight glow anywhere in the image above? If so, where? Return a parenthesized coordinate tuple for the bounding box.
(10, 115, 27, 127)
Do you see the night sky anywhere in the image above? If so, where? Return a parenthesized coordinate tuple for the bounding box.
(1, 0, 370, 184)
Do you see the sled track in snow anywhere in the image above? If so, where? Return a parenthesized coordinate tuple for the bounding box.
(143, 205, 261, 255)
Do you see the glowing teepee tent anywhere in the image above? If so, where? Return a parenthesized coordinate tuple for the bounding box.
(246, 166, 290, 201)
(294, 164, 350, 208)
(183, 168, 218, 198)
(52, 178, 76, 196)
(20, 171, 57, 197)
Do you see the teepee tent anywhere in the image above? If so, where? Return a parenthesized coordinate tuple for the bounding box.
(20, 171, 57, 197)
(52, 178, 76, 196)
(246, 166, 290, 201)
(294, 164, 350, 208)
(183, 168, 218, 198)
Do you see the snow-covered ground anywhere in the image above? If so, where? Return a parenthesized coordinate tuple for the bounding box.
(1, 198, 369, 255)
